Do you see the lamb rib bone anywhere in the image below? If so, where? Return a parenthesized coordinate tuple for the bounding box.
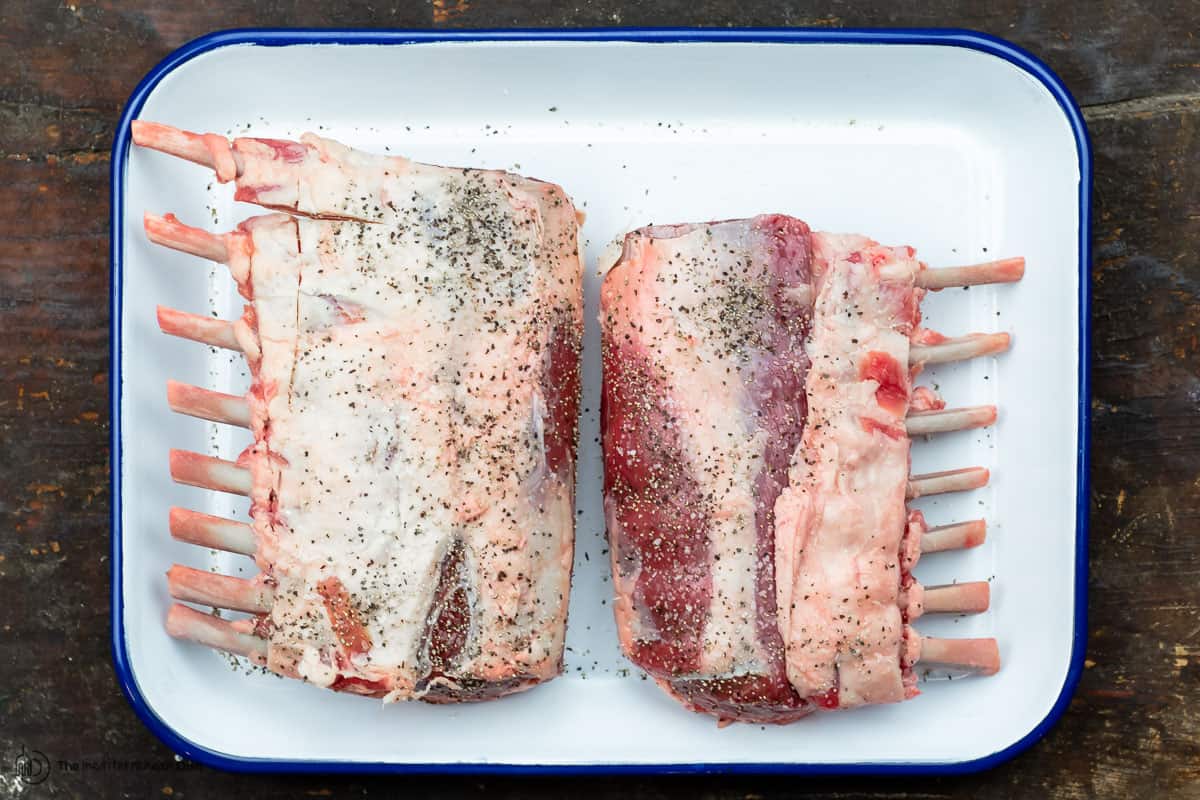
(169, 507, 256, 555)
(169, 449, 251, 496)
(167, 564, 273, 614)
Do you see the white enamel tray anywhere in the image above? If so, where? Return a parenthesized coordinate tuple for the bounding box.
(111, 29, 1089, 774)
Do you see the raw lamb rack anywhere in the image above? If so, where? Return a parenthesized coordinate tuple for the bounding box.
(135, 122, 584, 702)
(600, 215, 1020, 723)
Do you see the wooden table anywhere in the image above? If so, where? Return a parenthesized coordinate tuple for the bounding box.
(2, 2, 1196, 797)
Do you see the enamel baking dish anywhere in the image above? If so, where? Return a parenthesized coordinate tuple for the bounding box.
(110, 28, 1090, 774)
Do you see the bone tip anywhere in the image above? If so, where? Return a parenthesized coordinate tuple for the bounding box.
(144, 211, 180, 230)
(132, 120, 188, 148)
(971, 466, 992, 487)
(143, 211, 173, 240)
(962, 581, 992, 612)
(1002, 256, 1026, 281)
(982, 406, 999, 426)
(939, 637, 1001, 675)
(965, 520, 988, 548)
(923, 636, 1001, 675)
(168, 448, 192, 478)
(130, 119, 151, 144)
(168, 505, 186, 529)
(165, 563, 188, 585)
(164, 380, 201, 416)
(165, 602, 196, 639)
(972, 639, 1001, 676)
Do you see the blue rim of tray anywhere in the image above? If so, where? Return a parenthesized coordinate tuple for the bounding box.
(110, 26, 1092, 776)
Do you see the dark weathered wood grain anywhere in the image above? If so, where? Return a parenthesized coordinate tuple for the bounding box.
(1, 1, 1197, 797)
